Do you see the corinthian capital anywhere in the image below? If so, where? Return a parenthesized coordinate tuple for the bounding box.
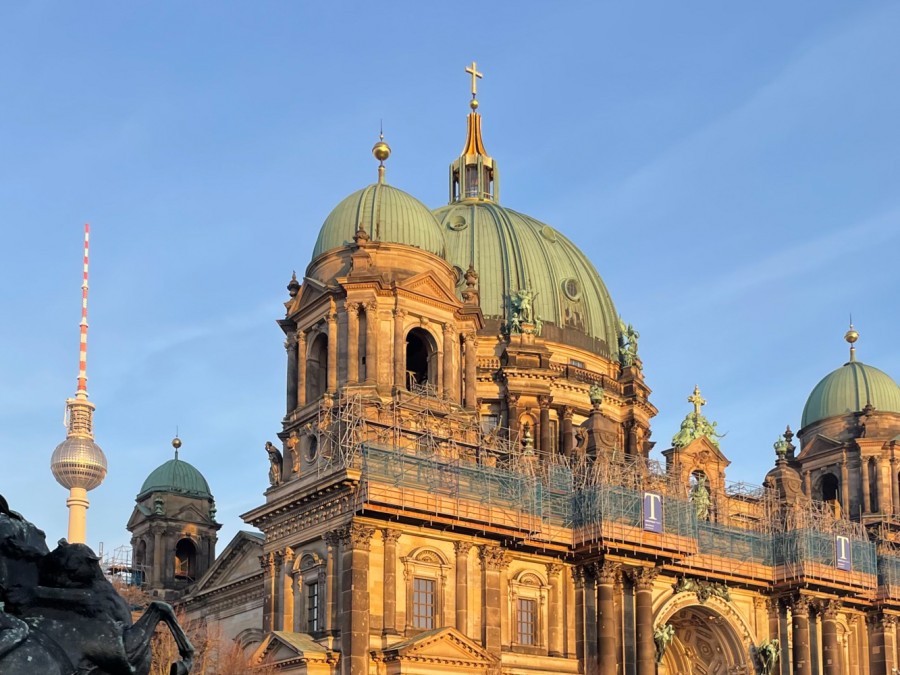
(478, 545, 510, 571)
(627, 565, 660, 590)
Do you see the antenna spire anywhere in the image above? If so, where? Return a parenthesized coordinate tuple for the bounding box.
(76, 223, 90, 399)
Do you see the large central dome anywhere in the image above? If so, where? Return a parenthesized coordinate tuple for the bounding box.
(433, 201, 619, 357)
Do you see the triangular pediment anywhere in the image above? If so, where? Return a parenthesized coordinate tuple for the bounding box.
(293, 276, 329, 313)
(796, 433, 844, 461)
(168, 502, 212, 524)
(383, 626, 497, 665)
(252, 631, 335, 667)
(397, 270, 461, 306)
(667, 435, 731, 468)
(190, 531, 264, 594)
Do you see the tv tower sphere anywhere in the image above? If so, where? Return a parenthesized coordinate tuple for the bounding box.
(51, 430, 108, 490)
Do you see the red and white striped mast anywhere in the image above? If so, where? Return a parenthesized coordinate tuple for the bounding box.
(50, 224, 108, 544)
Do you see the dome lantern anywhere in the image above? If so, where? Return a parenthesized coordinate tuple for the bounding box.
(449, 61, 499, 203)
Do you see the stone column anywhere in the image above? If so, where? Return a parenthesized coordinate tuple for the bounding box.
(597, 561, 620, 675)
(292, 570, 303, 632)
(464, 332, 478, 409)
(479, 545, 509, 655)
(281, 548, 295, 632)
(545, 563, 563, 657)
(454, 541, 473, 635)
(151, 525, 163, 587)
(340, 523, 374, 675)
(573, 566, 586, 664)
(345, 301, 359, 384)
(365, 300, 378, 386)
(630, 566, 659, 675)
(562, 406, 574, 457)
(892, 456, 900, 515)
(273, 551, 285, 630)
(382, 529, 401, 636)
(285, 333, 298, 412)
(791, 595, 813, 675)
(539, 396, 552, 455)
(297, 331, 307, 407)
(323, 531, 341, 636)
(841, 452, 850, 516)
(765, 598, 780, 642)
(614, 574, 624, 674)
(803, 470, 812, 499)
(261, 552, 276, 632)
(820, 600, 841, 675)
(327, 307, 338, 393)
(862, 458, 872, 515)
(393, 309, 406, 389)
(584, 565, 598, 672)
(443, 322, 456, 399)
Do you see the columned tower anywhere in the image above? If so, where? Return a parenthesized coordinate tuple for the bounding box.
(50, 223, 108, 544)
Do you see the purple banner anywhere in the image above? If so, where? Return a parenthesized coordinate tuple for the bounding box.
(643, 492, 663, 533)
(835, 535, 851, 571)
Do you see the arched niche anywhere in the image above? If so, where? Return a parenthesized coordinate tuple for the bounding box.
(306, 332, 328, 401)
(174, 537, 198, 581)
(405, 327, 438, 390)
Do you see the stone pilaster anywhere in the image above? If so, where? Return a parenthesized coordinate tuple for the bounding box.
(261, 552, 276, 632)
(273, 550, 285, 630)
(365, 300, 378, 386)
(326, 305, 338, 393)
(479, 545, 509, 654)
(820, 599, 841, 675)
(345, 301, 359, 384)
(393, 309, 406, 388)
(296, 330, 307, 407)
(323, 531, 341, 636)
(454, 541, 473, 635)
(285, 333, 298, 412)
(443, 322, 456, 400)
(340, 523, 374, 675)
(539, 395, 552, 455)
(546, 563, 564, 657)
(597, 561, 620, 675)
(281, 547, 295, 632)
(791, 595, 813, 675)
(382, 529, 401, 635)
(573, 565, 586, 664)
(583, 565, 598, 671)
(628, 566, 659, 675)
(464, 331, 478, 409)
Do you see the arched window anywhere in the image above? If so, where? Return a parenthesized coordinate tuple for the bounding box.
(406, 328, 436, 391)
(174, 538, 197, 581)
(508, 570, 549, 650)
(306, 333, 328, 401)
(402, 548, 449, 632)
(818, 473, 841, 518)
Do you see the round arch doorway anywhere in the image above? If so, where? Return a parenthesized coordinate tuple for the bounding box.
(659, 605, 751, 675)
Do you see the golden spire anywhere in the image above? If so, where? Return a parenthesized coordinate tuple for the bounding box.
(372, 123, 391, 184)
(688, 385, 707, 417)
(465, 60, 483, 110)
(450, 60, 498, 202)
(844, 321, 859, 363)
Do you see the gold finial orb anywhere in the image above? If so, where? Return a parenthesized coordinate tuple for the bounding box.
(845, 325, 859, 344)
(470, 98, 479, 111)
(172, 436, 182, 450)
(372, 140, 391, 163)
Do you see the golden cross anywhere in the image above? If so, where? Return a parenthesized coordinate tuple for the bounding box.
(688, 385, 706, 417)
(465, 61, 483, 98)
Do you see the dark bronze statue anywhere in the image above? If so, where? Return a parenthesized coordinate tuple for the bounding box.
(0, 494, 193, 674)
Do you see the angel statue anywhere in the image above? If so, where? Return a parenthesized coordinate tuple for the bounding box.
(654, 623, 675, 664)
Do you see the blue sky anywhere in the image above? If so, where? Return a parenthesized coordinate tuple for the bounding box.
(1, 3, 898, 554)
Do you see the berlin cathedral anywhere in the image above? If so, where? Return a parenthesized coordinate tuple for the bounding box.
(124, 66, 900, 675)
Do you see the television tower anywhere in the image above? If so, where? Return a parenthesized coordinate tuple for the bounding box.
(50, 223, 108, 544)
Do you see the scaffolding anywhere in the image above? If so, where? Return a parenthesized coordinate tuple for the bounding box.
(100, 543, 146, 587)
(302, 391, 883, 588)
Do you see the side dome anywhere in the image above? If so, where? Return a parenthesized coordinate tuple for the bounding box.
(433, 201, 619, 358)
(801, 361, 900, 428)
(312, 183, 446, 260)
(138, 458, 212, 501)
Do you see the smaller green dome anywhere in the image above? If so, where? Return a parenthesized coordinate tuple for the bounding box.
(138, 458, 212, 500)
(801, 361, 900, 428)
(312, 183, 446, 260)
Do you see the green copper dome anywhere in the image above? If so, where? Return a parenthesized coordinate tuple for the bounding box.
(138, 457, 212, 500)
(433, 201, 619, 359)
(312, 183, 446, 260)
(801, 361, 900, 428)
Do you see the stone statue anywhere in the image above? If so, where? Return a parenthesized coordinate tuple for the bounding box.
(266, 441, 283, 486)
(153, 496, 165, 516)
(588, 383, 604, 406)
(286, 431, 300, 475)
(0, 495, 194, 674)
(653, 622, 675, 664)
(618, 317, 640, 367)
(507, 289, 542, 336)
(756, 638, 780, 675)
(691, 474, 711, 521)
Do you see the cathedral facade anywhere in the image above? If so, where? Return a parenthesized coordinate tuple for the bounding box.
(130, 74, 900, 675)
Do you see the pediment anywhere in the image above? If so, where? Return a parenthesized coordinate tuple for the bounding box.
(168, 502, 211, 524)
(253, 631, 334, 666)
(190, 531, 264, 594)
(671, 435, 731, 468)
(397, 270, 461, 306)
(293, 276, 329, 313)
(796, 433, 844, 461)
(382, 626, 497, 665)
